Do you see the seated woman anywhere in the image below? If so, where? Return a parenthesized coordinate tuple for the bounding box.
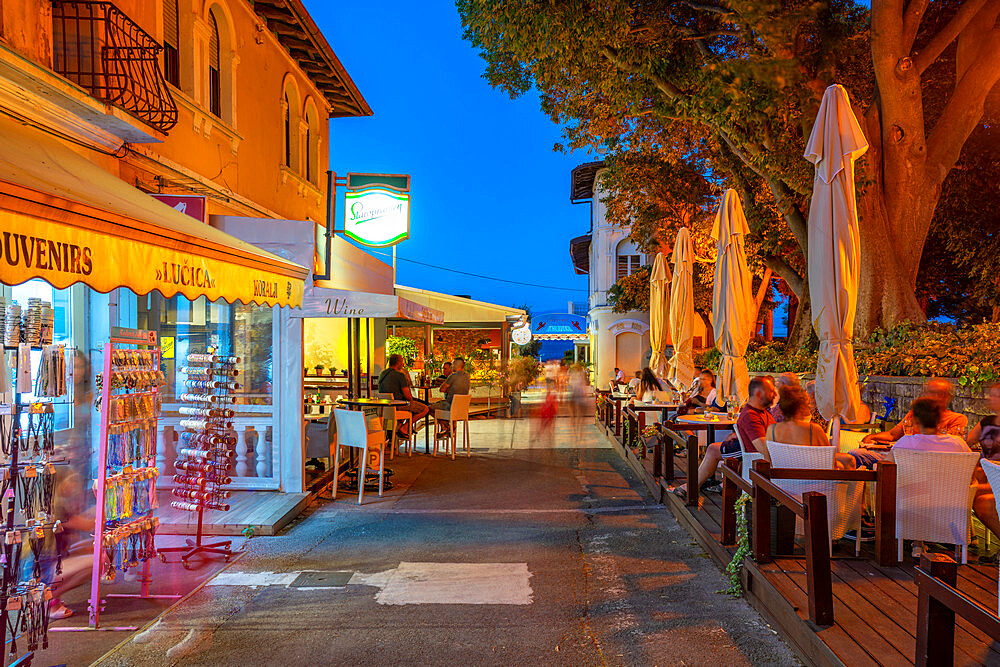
(762, 384, 856, 470)
(968, 382, 1000, 461)
(677, 370, 720, 416)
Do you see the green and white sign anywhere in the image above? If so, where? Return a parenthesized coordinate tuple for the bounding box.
(344, 186, 410, 247)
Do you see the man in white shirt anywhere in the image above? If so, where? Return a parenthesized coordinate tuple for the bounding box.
(614, 367, 625, 384)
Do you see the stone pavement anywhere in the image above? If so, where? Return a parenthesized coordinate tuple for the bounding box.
(95, 416, 797, 666)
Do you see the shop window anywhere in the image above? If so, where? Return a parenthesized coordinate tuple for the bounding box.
(138, 294, 273, 407)
(163, 0, 180, 87)
(10, 280, 73, 430)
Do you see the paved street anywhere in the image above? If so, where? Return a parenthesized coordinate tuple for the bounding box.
(99, 417, 796, 666)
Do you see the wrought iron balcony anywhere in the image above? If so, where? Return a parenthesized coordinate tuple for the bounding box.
(52, 1, 178, 132)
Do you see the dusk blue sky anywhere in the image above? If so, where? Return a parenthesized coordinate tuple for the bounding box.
(314, 1, 591, 315)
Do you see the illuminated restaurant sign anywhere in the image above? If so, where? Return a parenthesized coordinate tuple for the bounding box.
(344, 186, 410, 247)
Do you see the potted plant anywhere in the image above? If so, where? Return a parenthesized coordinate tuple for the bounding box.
(328, 367, 337, 376)
(313, 364, 324, 376)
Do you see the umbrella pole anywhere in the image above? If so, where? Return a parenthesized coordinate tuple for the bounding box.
(832, 416, 842, 451)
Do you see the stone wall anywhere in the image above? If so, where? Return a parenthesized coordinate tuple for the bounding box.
(753, 372, 992, 426)
(861, 376, 991, 424)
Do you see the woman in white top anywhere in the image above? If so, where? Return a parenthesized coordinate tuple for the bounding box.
(764, 384, 856, 470)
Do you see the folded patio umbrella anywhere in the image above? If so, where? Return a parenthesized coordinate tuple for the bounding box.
(649, 251, 671, 380)
(805, 83, 868, 424)
(712, 190, 754, 404)
(667, 228, 695, 391)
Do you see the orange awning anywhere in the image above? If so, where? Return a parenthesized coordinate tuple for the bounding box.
(0, 114, 307, 307)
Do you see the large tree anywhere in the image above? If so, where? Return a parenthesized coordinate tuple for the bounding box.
(458, 0, 1000, 338)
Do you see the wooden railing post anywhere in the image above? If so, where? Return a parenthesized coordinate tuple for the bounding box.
(776, 505, 797, 556)
(875, 460, 897, 566)
(663, 432, 674, 481)
(752, 460, 772, 563)
(615, 399, 622, 436)
(686, 435, 699, 507)
(721, 458, 740, 545)
(803, 491, 834, 626)
(916, 553, 957, 666)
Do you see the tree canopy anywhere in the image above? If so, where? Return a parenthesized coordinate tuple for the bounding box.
(459, 0, 1000, 340)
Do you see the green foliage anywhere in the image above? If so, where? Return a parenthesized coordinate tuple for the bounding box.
(746, 342, 816, 373)
(695, 347, 722, 373)
(608, 266, 651, 313)
(386, 336, 418, 364)
(856, 323, 1000, 388)
(722, 494, 752, 597)
(507, 355, 541, 392)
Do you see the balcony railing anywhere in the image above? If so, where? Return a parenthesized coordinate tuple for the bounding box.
(52, 1, 178, 132)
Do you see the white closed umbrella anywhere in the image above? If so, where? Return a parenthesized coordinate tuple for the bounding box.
(805, 84, 868, 425)
(712, 189, 754, 404)
(667, 228, 695, 391)
(649, 252, 671, 380)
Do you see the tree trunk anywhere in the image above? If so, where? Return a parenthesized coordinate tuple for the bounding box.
(854, 108, 929, 336)
(787, 290, 813, 350)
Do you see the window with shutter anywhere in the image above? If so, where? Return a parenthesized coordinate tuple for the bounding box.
(617, 255, 641, 280)
(283, 93, 291, 168)
(163, 0, 179, 87)
(208, 11, 221, 117)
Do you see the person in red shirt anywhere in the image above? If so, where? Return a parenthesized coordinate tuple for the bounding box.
(674, 376, 776, 495)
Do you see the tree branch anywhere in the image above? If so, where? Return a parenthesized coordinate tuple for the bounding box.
(901, 0, 930, 50)
(754, 268, 774, 309)
(600, 46, 684, 99)
(913, 0, 990, 74)
(926, 27, 1000, 176)
(679, 0, 734, 16)
(764, 255, 803, 297)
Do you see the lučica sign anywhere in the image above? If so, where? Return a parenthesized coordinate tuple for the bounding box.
(344, 186, 410, 247)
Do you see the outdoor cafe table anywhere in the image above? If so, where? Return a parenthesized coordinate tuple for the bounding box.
(674, 413, 737, 443)
(609, 393, 631, 436)
(631, 402, 681, 423)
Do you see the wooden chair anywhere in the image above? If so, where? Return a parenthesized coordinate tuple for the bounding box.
(332, 408, 385, 504)
(894, 449, 980, 563)
(378, 392, 413, 458)
(434, 394, 472, 459)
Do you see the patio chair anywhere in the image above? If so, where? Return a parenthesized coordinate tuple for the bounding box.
(332, 408, 386, 504)
(434, 394, 472, 459)
(765, 441, 865, 554)
(378, 393, 413, 458)
(736, 428, 764, 486)
(978, 459, 1000, 612)
(893, 449, 980, 563)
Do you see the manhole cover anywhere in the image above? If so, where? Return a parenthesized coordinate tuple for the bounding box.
(290, 571, 353, 588)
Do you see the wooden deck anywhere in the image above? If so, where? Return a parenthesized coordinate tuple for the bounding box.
(602, 422, 1000, 667)
(156, 489, 310, 537)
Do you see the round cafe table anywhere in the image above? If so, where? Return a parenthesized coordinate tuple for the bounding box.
(631, 401, 681, 424)
(674, 412, 737, 443)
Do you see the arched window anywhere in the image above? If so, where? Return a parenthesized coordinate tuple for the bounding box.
(208, 9, 221, 118)
(283, 91, 292, 168)
(616, 239, 642, 280)
(304, 100, 319, 183)
(163, 0, 179, 87)
(281, 77, 300, 172)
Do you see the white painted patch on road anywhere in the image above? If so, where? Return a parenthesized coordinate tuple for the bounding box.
(352, 562, 533, 605)
(206, 570, 299, 588)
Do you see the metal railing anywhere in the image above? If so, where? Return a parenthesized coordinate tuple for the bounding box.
(52, 1, 178, 132)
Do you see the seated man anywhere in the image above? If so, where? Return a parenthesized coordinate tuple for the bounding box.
(433, 358, 471, 435)
(853, 378, 968, 468)
(627, 371, 642, 395)
(377, 354, 429, 436)
(434, 361, 453, 388)
(881, 398, 1000, 557)
(674, 376, 776, 495)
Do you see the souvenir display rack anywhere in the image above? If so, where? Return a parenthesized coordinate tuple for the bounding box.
(88, 328, 175, 630)
(158, 352, 238, 568)
(0, 297, 66, 665)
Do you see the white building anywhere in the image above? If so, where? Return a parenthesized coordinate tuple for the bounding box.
(569, 162, 709, 387)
